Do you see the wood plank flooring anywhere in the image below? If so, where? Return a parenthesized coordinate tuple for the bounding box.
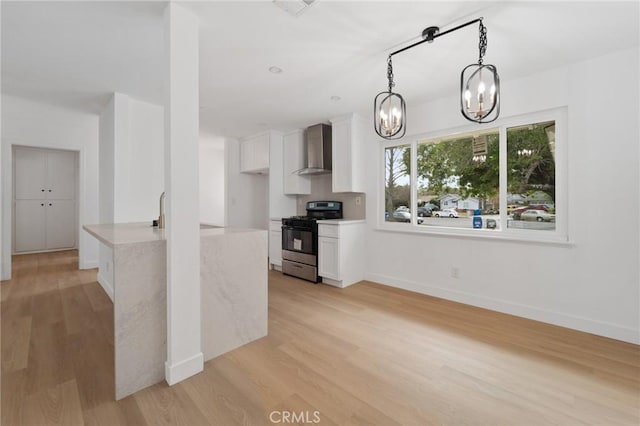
(2, 250, 639, 425)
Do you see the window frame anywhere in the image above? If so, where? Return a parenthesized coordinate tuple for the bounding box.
(378, 107, 568, 244)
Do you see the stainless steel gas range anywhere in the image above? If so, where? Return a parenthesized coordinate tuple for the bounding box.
(281, 201, 343, 282)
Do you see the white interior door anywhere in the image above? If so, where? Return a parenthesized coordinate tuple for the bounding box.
(45, 200, 76, 250)
(14, 200, 47, 252)
(14, 147, 47, 200)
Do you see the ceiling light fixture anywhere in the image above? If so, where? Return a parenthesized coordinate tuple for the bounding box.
(269, 66, 283, 74)
(374, 18, 500, 140)
(273, 0, 317, 17)
(330, 95, 341, 101)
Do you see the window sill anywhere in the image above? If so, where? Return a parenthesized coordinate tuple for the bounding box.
(376, 222, 572, 247)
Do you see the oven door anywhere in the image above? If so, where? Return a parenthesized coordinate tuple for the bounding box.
(282, 226, 317, 266)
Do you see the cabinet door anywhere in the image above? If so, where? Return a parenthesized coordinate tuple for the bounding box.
(331, 119, 352, 193)
(283, 130, 311, 195)
(254, 135, 270, 171)
(240, 139, 254, 172)
(14, 148, 47, 200)
(318, 236, 340, 280)
(46, 200, 76, 250)
(240, 134, 270, 173)
(46, 150, 76, 200)
(14, 200, 47, 252)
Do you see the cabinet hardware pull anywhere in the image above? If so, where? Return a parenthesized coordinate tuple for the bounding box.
(41, 203, 44, 206)
(48, 189, 52, 192)
(49, 203, 52, 206)
(41, 189, 45, 192)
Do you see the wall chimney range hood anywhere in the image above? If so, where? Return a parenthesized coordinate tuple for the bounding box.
(296, 123, 332, 175)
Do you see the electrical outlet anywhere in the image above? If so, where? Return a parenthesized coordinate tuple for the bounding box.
(451, 266, 460, 279)
(355, 196, 361, 206)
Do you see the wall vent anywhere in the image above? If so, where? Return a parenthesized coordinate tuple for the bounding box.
(273, 0, 317, 17)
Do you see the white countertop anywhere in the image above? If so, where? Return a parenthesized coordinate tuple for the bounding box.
(83, 222, 264, 248)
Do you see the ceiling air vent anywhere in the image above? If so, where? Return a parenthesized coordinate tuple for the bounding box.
(273, 0, 317, 17)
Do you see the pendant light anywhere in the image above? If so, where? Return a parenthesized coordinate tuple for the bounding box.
(374, 56, 406, 139)
(373, 18, 501, 140)
(460, 21, 500, 123)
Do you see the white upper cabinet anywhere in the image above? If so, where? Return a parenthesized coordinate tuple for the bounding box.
(240, 132, 270, 174)
(268, 131, 297, 219)
(282, 129, 310, 195)
(330, 113, 366, 193)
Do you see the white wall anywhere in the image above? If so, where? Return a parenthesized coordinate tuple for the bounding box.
(123, 97, 165, 222)
(97, 93, 164, 299)
(0, 5, 3, 280)
(364, 47, 640, 343)
(199, 134, 225, 226)
(1, 95, 100, 278)
(225, 138, 269, 229)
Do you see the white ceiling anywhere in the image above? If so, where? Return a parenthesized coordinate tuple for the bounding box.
(2, 1, 639, 139)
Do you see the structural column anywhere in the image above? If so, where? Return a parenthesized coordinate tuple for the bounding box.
(163, 2, 202, 385)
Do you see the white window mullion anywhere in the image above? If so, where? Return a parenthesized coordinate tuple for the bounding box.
(411, 140, 417, 226)
(499, 125, 508, 233)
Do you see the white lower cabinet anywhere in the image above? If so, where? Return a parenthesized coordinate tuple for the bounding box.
(317, 221, 365, 288)
(318, 236, 339, 280)
(269, 219, 282, 270)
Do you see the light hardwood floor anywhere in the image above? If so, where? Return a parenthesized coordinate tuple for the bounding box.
(2, 250, 639, 425)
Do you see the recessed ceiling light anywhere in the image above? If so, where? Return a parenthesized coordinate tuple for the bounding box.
(330, 95, 341, 101)
(269, 66, 283, 74)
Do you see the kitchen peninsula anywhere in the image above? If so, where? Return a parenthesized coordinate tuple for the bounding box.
(83, 223, 268, 400)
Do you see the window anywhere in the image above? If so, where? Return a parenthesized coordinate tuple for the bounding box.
(384, 145, 411, 225)
(507, 122, 556, 231)
(380, 109, 566, 242)
(415, 130, 499, 230)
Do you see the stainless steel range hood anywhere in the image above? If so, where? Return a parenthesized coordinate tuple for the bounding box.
(297, 123, 332, 175)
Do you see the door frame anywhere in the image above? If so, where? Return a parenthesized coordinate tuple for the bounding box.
(2, 140, 86, 280)
(11, 145, 79, 255)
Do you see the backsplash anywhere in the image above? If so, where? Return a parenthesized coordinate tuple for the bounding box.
(296, 174, 366, 220)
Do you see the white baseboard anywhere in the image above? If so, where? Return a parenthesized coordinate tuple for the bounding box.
(96, 272, 114, 302)
(270, 263, 282, 272)
(80, 260, 99, 270)
(365, 272, 640, 345)
(165, 352, 204, 386)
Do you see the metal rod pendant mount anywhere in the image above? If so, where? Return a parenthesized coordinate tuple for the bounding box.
(374, 16, 501, 140)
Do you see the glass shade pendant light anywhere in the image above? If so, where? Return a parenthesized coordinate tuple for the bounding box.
(460, 21, 500, 123)
(374, 56, 406, 140)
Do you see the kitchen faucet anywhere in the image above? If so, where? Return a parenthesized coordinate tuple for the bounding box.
(158, 191, 165, 228)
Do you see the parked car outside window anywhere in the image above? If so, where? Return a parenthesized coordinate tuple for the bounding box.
(520, 209, 555, 222)
(392, 209, 423, 224)
(512, 205, 551, 220)
(433, 208, 459, 218)
(417, 207, 432, 217)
